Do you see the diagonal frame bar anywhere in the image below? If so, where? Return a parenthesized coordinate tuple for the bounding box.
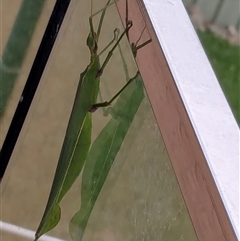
(116, 0, 239, 240)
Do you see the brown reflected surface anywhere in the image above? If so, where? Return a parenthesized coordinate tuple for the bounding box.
(1, 0, 198, 240)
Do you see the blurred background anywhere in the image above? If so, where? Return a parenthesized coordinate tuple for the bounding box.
(184, 0, 240, 124)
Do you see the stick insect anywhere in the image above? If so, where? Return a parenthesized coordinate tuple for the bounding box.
(69, 3, 152, 240)
(35, 0, 151, 240)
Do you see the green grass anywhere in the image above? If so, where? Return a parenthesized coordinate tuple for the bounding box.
(197, 30, 240, 124)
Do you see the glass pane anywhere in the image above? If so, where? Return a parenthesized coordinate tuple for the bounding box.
(0, 0, 56, 144)
(1, 1, 198, 240)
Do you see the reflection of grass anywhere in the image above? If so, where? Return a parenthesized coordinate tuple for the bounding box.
(0, 0, 45, 116)
(197, 31, 240, 124)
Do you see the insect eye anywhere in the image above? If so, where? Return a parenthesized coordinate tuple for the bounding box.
(86, 34, 93, 48)
(87, 33, 97, 53)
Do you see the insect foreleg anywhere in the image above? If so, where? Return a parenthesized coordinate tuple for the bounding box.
(89, 71, 139, 112)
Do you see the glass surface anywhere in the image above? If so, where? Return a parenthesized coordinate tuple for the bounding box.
(1, 1, 198, 240)
(0, 0, 56, 145)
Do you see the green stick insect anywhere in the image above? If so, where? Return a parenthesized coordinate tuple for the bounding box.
(35, 0, 151, 240)
(69, 1, 152, 239)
